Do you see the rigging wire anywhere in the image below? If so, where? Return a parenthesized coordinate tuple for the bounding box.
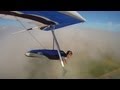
(27, 31, 45, 48)
(13, 16, 45, 49)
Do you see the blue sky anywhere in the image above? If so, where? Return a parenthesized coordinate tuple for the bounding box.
(0, 11, 120, 32)
(79, 11, 120, 32)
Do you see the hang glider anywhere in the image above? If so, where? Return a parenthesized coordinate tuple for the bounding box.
(0, 11, 86, 67)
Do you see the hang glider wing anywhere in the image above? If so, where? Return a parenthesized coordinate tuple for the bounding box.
(0, 11, 86, 31)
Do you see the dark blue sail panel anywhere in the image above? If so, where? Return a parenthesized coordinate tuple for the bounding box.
(19, 11, 84, 31)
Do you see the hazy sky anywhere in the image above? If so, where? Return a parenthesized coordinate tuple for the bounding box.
(0, 11, 120, 32)
(79, 11, 120, 32)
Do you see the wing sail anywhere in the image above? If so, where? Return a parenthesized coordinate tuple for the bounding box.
(0, 11, 86, 31)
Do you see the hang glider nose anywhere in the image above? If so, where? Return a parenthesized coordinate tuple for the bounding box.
(58, 11, 86, 22)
